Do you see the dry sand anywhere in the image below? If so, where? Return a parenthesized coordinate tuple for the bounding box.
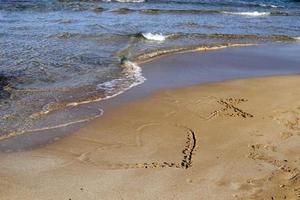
(0, 75, 300, 200)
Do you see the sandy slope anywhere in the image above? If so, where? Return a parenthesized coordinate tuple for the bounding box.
(0, 75, 300, 200)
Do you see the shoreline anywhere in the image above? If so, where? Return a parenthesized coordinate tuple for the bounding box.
(1, 43, 300, 151)
(0, 43, 300, 199)
(1, 75, 299, 199)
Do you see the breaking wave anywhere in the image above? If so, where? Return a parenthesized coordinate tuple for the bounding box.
(140, 33, 166, 41)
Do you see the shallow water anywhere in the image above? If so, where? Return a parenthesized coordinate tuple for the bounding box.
(0, 0, 300, 139)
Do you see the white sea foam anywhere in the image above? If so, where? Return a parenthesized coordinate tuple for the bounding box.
(259, 4, 283, 8)
(121, 60, 146, 85)
(141, 33, 166, 41)
(293, 37, 300, 40)
(93, 60, 146, 101)
(96, 60, 145, 96)
(95, 60, 145, 98)
(65, 60, 146, 108)
(96, 79, 123, 92)
(222, 11, 270, 16)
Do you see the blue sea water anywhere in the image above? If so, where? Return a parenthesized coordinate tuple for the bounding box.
(0, 0, 300, 138)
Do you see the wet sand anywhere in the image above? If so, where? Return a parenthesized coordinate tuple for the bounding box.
(0, 45, 300, 200)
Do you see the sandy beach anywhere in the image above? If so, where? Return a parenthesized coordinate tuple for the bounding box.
(1, 0, 300, 199)
(1, 73, 300, 199)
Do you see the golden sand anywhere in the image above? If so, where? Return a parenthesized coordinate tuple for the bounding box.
(0, 75, 300, 200)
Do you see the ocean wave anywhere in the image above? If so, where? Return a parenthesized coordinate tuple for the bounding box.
(96, 78, 123, 92)
(131, 33, 298, 62)
(120, 59, 146, 87)
(110, 8, 297, 16)
(111, 8, 220, 15)
(222, 11, 270, 16)
(95, 59, 146, 102)
(55, 32, 82, 39)
(0, 1, 95, 12)
(140, 9, 220, 15)
(221, 11, 299, 17)
(110, 7, 136, 14)
(34, 59, 145, 110)
(134, 47, 190, 63)
(140, 33, 166, 41)
(133, 43, 256, 63)
(45, 31, 300, 44)
(136, 0, 285, 9)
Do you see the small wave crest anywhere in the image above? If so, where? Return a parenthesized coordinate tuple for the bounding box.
(96, 79, 123, 92)
(141, 33, 296, 42)
(55, 59, 145, 107)
(121, 59, 146, 85)
(258, 4, 283, 8)
(111, 8, 221, 15)
(133, 43, 256, 63)
(222, 11, 270, 16)
(140, 32, 166, 41)
(110, 8, 297, 17)
(293, 37, 300, 40)
(96, 59, 146, 99)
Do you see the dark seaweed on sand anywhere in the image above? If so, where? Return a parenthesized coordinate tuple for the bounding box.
(0, 74, 12, 99)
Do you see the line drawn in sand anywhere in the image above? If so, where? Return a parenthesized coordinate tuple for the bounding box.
(129, 128, 197, 169)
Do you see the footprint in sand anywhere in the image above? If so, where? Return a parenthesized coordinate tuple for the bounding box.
(273, 109, 300, 131)
(272, 108, 300, 140)
(246, 141, 300, 199)
(280, 132, 294, 140)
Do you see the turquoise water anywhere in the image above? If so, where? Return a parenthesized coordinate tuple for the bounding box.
(0, 0, 300, 138)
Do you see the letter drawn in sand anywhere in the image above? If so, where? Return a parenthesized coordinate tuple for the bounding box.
(207, 98, 254, 120)
(122, 129, 197, 169)
(77, 128, 197, 170)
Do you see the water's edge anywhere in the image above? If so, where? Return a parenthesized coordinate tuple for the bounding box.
(1, 42, 300, 152)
